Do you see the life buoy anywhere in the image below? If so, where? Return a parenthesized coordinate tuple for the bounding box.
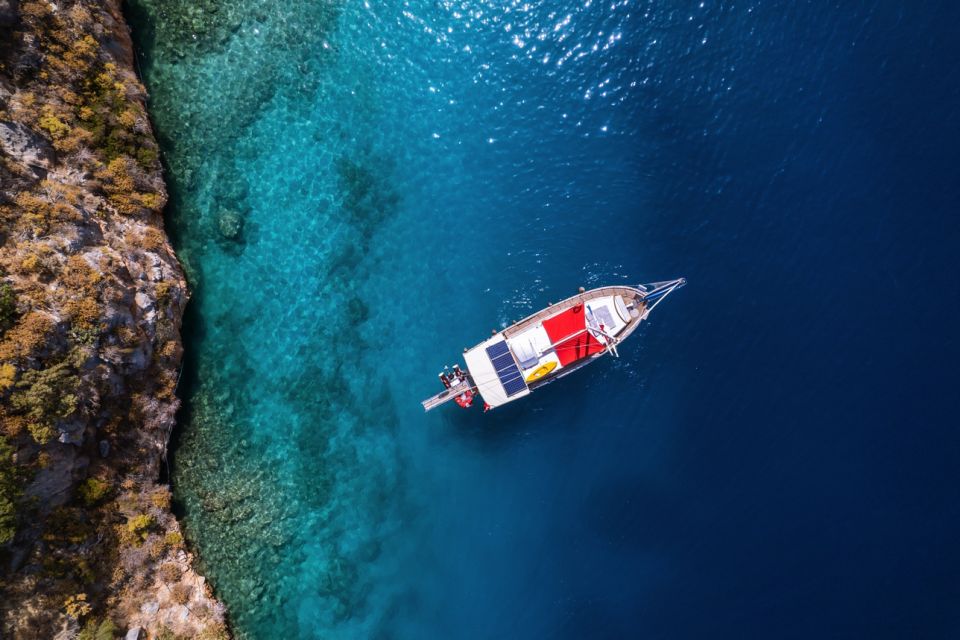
(525, 361, 557, 383)
(455, 390, 474, 408)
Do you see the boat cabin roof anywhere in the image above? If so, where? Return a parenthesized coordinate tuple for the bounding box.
(463, 335, 531, 408)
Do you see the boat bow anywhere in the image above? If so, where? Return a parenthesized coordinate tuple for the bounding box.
(637, 278, 686, 318)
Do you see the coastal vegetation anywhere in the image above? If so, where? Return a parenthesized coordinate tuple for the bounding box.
(0, 0, 227, 637)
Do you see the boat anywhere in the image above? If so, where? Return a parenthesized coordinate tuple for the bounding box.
(421, 278, 685, 412)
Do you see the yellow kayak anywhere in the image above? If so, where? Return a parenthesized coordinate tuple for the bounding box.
(525, 361, 557, 383)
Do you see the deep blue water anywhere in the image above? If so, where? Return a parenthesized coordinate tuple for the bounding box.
(127, 0, 960, 637)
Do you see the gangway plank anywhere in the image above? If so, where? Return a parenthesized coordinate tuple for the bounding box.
(421, 380, 478, 412)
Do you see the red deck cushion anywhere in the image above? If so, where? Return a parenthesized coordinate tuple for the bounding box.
(542, 304, 605, 366)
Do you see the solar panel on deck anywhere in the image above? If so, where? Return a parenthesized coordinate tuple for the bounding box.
(485, 341, 527, 397)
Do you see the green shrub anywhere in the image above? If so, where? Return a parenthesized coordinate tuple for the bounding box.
(27, 422, 56, 445)
(135, 145, 158, 168)
(0, 495, 15, 545)
(77, 619, 116, 640)
(0, 283, 16, 334)
(78, 477, 110, 506)
(10, 362, 79, 444)
(126, 513, 154, 540)
(0, 437, 18, 544)
(163, 530, 184, 548)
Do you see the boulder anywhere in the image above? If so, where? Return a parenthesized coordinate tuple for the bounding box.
(24, 444, 78, 508)
(11, 34, 42, 80)
(0, 120, 54, 179)
(124, 627, 143, 640)
(0, 0, 18, 28)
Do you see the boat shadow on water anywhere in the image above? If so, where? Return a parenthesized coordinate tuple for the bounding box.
(437, 358, 622, 453)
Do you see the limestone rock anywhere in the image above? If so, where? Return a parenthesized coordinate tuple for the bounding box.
(134, 290, 155, 312)
(125, 627, 143, 640)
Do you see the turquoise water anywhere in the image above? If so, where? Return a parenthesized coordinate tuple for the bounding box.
(128, 1, 661, 636)
(128, 1, 960, 638)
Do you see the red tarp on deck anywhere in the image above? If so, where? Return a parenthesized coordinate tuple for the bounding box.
(542, 304, 605, 366)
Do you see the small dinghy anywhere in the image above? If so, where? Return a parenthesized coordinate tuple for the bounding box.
(421, 278, 685, 412)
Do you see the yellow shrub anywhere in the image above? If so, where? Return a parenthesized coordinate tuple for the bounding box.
(126, 513, 154, 541)
(118, 110, 137, 128)
(63, 593, 91, 620)
(18, 92, 36, 109)
(103, 156, 135, 192)
(140, 192, 164, 211)
(65, 297, 101, 332)
(0, 363, 15, 391)
(54, 128, 94, 155)
(14, 191, 63, 236)
(115, 324, 137, 346)
(20, 2, 51, 19)
(73, 35, 97, 59)
(158, 340, 180, 360)
(1, 413, 28, 438)
(163, 531, 184, 549)
(58, 89, 80, 106)
(38, 111, 70, 140)
(19, 255, 40, 273)
(68, 4, 94, 28)
(150, 488, 171, 510)
(0, 312, 55, 361)
(78, 477, 111, 506)
(63, 254, 102, 291)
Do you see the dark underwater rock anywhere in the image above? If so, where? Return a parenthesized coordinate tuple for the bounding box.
(216, 208, 244, 240)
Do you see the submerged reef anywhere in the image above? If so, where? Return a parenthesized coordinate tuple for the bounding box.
(0, 1, 227, 637)
(123, 0, 414, 634)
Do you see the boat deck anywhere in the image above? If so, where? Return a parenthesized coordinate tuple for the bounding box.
(502, 285, 646, 340)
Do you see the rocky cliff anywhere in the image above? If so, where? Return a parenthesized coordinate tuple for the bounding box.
(0, 1, 227, 638)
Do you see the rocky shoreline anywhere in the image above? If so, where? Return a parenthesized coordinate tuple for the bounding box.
(0, 1, 227, 638)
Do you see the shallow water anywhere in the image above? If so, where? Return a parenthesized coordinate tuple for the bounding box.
(128, 1, 960, 637)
